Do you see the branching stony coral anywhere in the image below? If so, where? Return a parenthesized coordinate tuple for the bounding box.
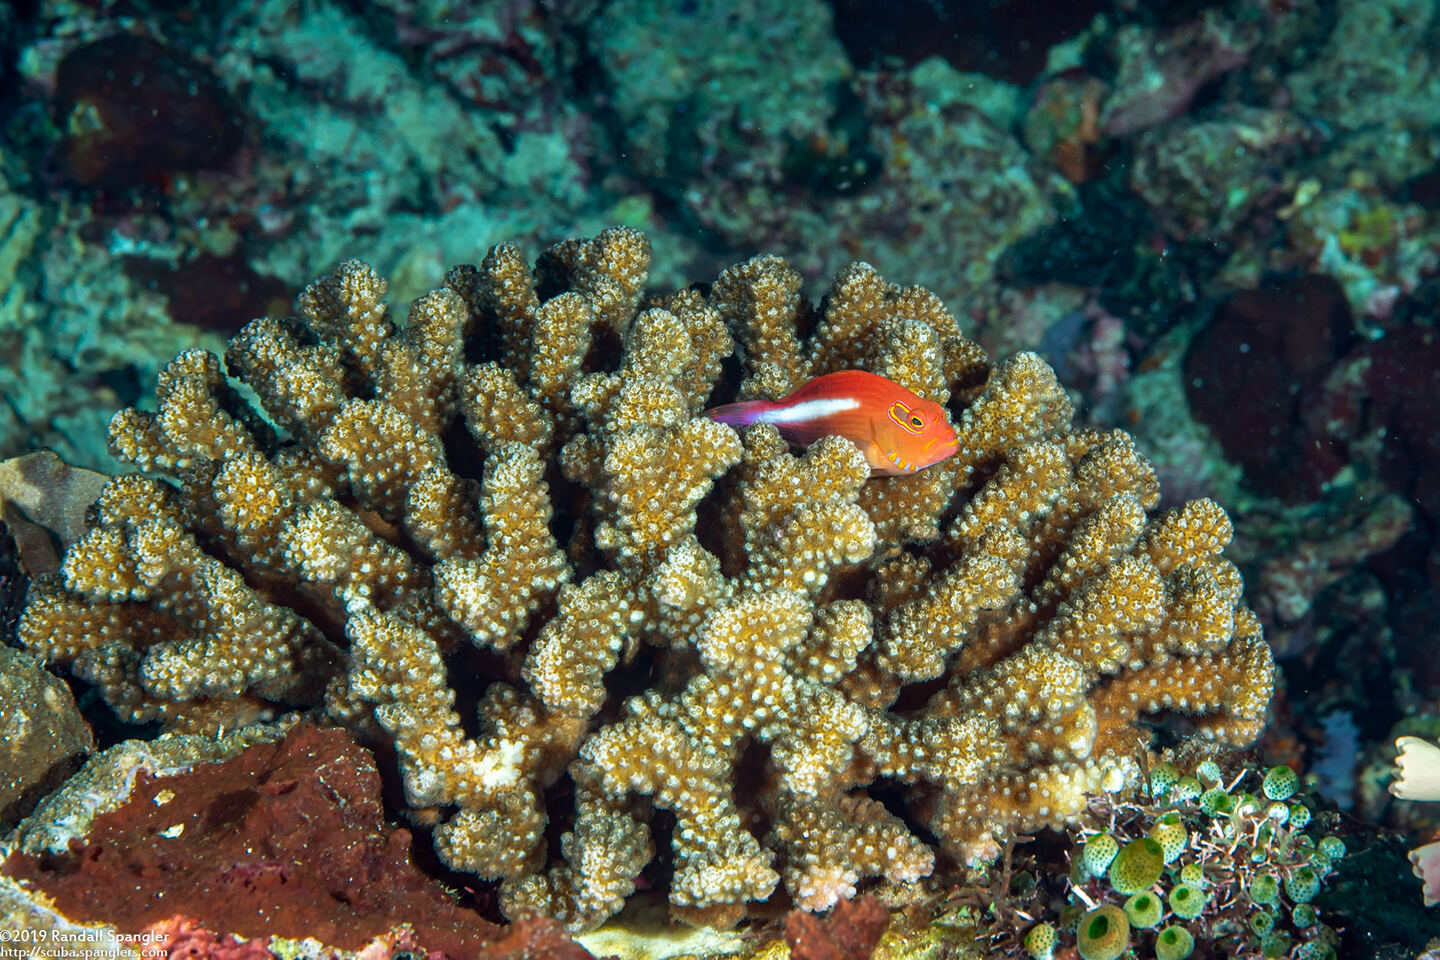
(17, 227, 1274, 931)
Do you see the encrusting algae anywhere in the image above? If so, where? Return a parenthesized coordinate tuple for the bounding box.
(15, 227, 1275, 931)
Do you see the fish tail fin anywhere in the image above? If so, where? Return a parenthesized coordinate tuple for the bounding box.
(704, 399, 773, 429)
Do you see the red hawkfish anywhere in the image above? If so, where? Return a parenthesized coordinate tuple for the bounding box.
(705, 370, 959, 476)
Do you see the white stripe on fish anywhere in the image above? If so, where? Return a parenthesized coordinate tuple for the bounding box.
(751, 396, 861, 425)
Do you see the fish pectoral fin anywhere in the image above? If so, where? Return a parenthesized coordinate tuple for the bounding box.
(853, 440, 888, 473)
(858, 442, 906, 477)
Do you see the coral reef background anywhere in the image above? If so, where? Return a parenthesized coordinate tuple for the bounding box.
(1, 0, 1439, 956)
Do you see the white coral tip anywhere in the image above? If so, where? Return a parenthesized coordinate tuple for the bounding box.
(1391, 736, 1440, 802)
(1410, 839, 1440, 908)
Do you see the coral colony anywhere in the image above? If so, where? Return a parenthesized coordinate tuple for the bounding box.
(12, 227, 1276, 938)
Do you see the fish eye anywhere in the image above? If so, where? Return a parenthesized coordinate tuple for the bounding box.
(909, 415, 925, 428)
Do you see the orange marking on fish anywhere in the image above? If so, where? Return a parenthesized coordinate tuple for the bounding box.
(704, 370, 959, 476)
